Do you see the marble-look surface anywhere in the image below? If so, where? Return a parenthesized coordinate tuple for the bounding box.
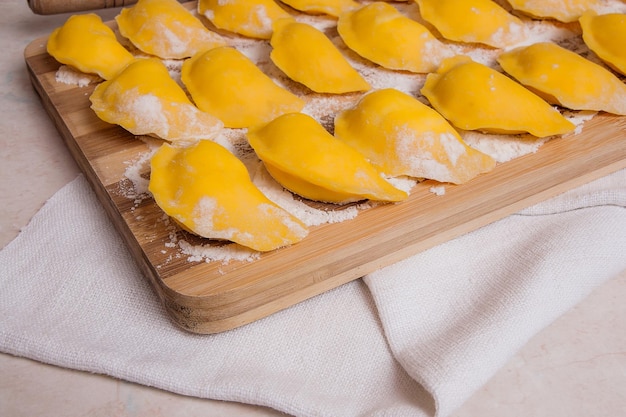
(1, 1, 625, 416)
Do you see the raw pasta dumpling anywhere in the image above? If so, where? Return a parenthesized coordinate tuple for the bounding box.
(90, 58, 224, 141)
(421, 56, 575, 137)
(504, 0, 600, 23)
(334, 89, 496, 184)
(415, 0, 526, 48)
(247, 113, 409, 204)
(47, 13, 134, 80)
(181, 46, 305, 128)
(277, 0, 359, 17)
(198, 0, 292, 39)
(498, 42, 626, 115)
(149, 140, 308, 252)
(116, 0, 226, 59)
(337, 2, 455, 73)
(580, 12, 626, 76)
(270, 19, 370, 94)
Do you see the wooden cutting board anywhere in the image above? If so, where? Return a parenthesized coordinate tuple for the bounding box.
(24, 9, 626, 333)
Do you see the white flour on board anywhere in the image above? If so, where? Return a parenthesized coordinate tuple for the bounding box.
(55, 65, 100, 87)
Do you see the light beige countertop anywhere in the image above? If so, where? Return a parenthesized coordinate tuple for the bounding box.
(1, 1, 625, 416)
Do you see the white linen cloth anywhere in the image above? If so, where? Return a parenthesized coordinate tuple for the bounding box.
(1, 169, 625, 417)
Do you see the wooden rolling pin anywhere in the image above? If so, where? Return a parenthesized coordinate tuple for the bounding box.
(27, 0, 138, 14)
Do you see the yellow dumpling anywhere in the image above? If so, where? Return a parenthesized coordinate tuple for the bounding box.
(181, 47, 305, 128)
(504, 0, 599, 23)
(90, 58, 224, 141)
(334, 89, 496, 184)
(247, 113, 409, 204)
(116, 0, 226, 59)
(580, 12, 626, 76)
(337, 2, 455, 73)
(415, 0, 526, 48)
(277, 0, 359, 17)
(198, 0, 292, 39)
(421, 56, 575, 137)
(47, 14, 134, 80)
(270, 19, 370, 94)
(498, 42, 626, 115)
(149, 140, 308, 252)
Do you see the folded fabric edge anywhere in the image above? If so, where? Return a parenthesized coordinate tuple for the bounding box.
(364, 203, 626, 417)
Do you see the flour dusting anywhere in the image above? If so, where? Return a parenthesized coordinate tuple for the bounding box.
(55, 65, 99, 86)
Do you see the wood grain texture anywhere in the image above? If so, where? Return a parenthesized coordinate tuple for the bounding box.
(24, 14, 626, 333)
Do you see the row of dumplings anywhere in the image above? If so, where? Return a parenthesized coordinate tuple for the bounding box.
(46, 0, 626, 128)
(46, 0, 626, 252)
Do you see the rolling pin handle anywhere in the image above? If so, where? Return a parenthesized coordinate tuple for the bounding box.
(27, 0, 139, 15)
